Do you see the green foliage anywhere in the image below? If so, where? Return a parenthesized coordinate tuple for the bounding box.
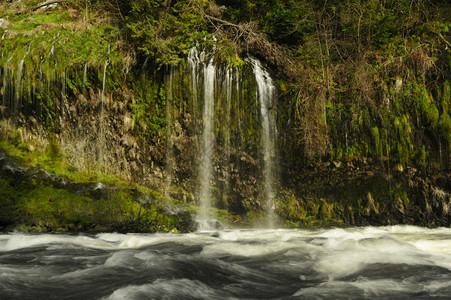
(218, 0, 315, 45)
(0, 7, 124, 130)
(126, 0, 208, 65)
(216, 0, 252, 22)
(0, 12, 118, 66)
(216, 45, 245, 68)
(259, 3, 312, 44)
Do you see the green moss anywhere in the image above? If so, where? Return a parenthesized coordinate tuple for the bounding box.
(0, 139, 129, 186)
(371, 126, 382, 160)
(419, 145, 427, 168)
(0, 175, 22, 227)
(0, 133, 201, 232)
(210, 207, 236, 225)
(19, 185, 94, 231)
(426, 103, 439, 129)
(243, 210, 265, 226)
(276, 196, 306, 221)
(439, 112, 451, 142)
(443, 81, 450, 104)
(0, 170, 195, 232)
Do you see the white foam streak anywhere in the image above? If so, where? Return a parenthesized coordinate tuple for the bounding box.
(104, 279, 222, 300)
(2, 226, 451, 299)
(0, 234, 115, 251)
(294, 277, 423, 297)
(2, 226, 451, 278)
(201, 241, 294, 257)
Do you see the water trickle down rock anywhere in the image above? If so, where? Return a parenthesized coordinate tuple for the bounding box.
(1, 55, 14, 114)
(248, 57, 278, 227)
(187, 46, 200, 118)
(14, 55, 25, 123)
(222, 68, 233, 208)
(98, 47, 110, 172)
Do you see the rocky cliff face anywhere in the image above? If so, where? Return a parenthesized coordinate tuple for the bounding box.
(0, 40, 280, 216)
(1, 1, 450, 229)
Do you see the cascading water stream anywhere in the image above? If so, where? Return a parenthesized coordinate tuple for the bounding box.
(15, 58, 25, 108)
(83, 62, 88, 85)
(222, 68, 233, 206)
(197, 54, 216, 230)
(188, 47, 277, 229)
(188, 44, 221, 230)
(249, 57, 278, 227)
(98, 51, 110, 172)
(2, 55, 13, 109)
(187, 46, 200, 115)
(13, 45, 30, 124)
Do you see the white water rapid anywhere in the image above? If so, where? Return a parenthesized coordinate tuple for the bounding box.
(1, 226, 451, 299)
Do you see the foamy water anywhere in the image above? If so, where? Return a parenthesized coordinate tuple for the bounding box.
(1, 226, 451, 299)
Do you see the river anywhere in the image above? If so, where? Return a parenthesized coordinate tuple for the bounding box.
(1, 226, 450, 299)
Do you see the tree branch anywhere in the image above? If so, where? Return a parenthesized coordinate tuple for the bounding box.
(203, 13, 298, 80)
(438, 33, 451, 48)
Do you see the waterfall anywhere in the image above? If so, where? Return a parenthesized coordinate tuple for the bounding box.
(2, 55, 13, 110)
(83, 63, 88, 85)
(12, 47, 29, 124)
(188, 45, 220, 230)
(186, 47, 278, 228)
(187, 46, 200, 115)
(16, 58, 25, 103)
(222, 68, 233, 207)
(197, 54, 216, 230)
(164, 66, 175, 197)
(49, 43, 55, 57)
(249, 57, 278, 227)
(98, 56, 109, 172)
(188, 45, 218, 229)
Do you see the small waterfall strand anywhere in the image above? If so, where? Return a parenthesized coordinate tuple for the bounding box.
(249, 57, 278, 227)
